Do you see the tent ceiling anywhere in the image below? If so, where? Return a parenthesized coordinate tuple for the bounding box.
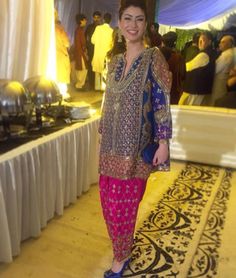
(157, 0, 236, 29)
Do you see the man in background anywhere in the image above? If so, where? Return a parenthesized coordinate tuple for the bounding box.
(215, 68, 236, 108)
(74, 14, 88, 90)
(182, 32, 200, 62)
(211, 35, 235, 105)
(160, 31, 186, 104)
(85, 11, 102, 90)
(179, 31, 216, 106)
(54, 9, 71, 100)
(147, 22, 162, 48)
(91, 13, 113, 91)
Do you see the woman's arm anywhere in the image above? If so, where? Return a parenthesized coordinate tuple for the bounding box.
(150, 48, 172, 166)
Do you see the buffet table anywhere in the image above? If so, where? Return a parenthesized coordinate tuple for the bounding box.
(0, 115, 100, 263)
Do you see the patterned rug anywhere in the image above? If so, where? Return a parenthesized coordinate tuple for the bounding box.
(123, 163, 233, 278)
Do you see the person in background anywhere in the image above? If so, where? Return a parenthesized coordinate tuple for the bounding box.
(179, 31, 216, 106)
(54, 9, 71, 100)
(182, 32, 200, 62)
(103, 27, 126, 89)
(211, 35, 235, 106)
(106, 27, 126, 60)
(74, 14, 88, 91)
(85, 11, 102, 90)
(91, 13, 113, 91)
(160, 31, 186, 104)
(233, 46, 236, 68)
(215, 68, 236, 108)
(98, 0, 172, 277)
(147, 22, 162, 47)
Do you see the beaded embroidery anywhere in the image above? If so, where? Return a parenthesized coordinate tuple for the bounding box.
(99, 47, 172, 180)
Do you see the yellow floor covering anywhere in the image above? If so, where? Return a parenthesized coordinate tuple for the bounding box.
(125, 163, 233, 277)
(217, 171, 236, 278)
(0, 161, 235, 278)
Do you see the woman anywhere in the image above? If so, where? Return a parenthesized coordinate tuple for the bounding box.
(98, 0, 172, 277)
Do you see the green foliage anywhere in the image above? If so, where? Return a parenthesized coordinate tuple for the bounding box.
(175, 28, 202, 51)
(175, 28, 219, 51)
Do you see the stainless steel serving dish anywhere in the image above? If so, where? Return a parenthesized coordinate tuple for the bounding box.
(23, 76, 62, 129)
(0, 80, 32, 139)
(23, 76, 62, 106)
(0, 80, 31, 115)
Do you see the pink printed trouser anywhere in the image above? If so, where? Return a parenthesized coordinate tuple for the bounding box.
(99, 175, 147, 261)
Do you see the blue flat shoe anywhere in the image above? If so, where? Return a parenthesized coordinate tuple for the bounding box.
(103, 258, 130, 278)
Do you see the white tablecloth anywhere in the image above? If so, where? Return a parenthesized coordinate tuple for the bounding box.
(170, 105, 236, 169)
(0, 116, 100, 263)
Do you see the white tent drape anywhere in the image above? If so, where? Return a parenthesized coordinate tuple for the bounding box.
(55, 0, 80, 44)
(0, 0, 56, 82)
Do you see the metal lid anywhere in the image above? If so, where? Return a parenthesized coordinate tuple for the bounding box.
(24, 76, 61, 105)
(0, 81, 29, 115)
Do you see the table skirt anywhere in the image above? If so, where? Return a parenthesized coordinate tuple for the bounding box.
(0, 116, 100, 263)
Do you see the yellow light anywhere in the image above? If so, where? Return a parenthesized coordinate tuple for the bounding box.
(7, 82, 23, 91)
(56, 82, 70, 100)
(89, 108, 97, 116)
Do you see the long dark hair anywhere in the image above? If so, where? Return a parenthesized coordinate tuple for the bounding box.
(119, 0, 147, 20)
(107, 27, 126, 59)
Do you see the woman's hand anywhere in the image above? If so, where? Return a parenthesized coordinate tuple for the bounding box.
(152, 143, 168, 166)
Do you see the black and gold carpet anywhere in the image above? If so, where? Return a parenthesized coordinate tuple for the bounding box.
(123, 163, 233, 278)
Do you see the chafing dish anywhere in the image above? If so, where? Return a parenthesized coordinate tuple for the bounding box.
(0, 80, 32, 139)
(23, 76, 62, 128)
(24, 76, 62, 106)
(0, 81, 31, 115)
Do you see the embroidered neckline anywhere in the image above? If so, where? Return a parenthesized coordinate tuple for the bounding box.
(121, 48, 147, 80)
(113, 48, 153, 88)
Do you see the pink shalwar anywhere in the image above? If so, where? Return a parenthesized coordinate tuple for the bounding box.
(99, 175, 147, 262)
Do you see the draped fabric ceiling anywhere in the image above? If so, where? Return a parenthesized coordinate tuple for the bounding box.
(0, 0, 236, 82)
(158, 0, 236, 29)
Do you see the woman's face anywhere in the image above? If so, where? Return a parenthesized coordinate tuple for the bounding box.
(119, 6, 146, 43)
